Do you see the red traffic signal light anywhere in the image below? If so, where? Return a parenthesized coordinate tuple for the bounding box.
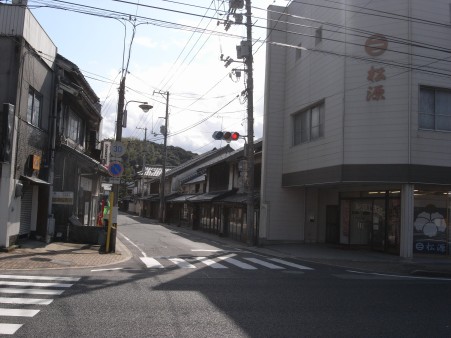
(212, 131, 240, 142)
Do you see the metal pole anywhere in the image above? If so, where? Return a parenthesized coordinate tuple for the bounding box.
(110, 77, 126, 253)
(159, 91, 169, 223)
(245, 0, 255, 245)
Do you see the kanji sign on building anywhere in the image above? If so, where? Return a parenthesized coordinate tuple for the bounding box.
(364, 34, 388, 102)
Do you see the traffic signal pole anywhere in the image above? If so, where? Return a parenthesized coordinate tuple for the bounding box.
(245, 0, 255, 245)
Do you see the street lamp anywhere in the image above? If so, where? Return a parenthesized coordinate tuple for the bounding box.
(123, 100, 153, 128)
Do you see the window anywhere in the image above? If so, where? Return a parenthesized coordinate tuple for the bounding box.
(419, 86, 451, 131)
(315, 26, 323, 45)
(295, 42, 302, 61)
(66, 109, 84, 144)
(27, 88, 42, 127)
(293, 101, 325, 145)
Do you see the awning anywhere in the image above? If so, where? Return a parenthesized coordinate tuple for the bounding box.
(20, 175, 50, 185)
(60, 143, 109, 176)
(217, 191, 260, 205)
(188, 190, 234, 203)
(138, 194, 159, 201)
(168, 194, 197, 203)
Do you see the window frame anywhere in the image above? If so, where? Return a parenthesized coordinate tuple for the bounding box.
(292, 101, 325, 146)
(27, 87, 42, 127)
(315, 26, 323, 45)
(419, 86, 451, 132)
(295, 42, 303, 61)
(65, 108, 84, 145)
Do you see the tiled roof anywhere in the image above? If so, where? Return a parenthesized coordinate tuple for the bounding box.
(165, 145, 233, 177)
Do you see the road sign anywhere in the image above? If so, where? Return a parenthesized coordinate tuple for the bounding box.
(110, 141, 126, 157)
(108, 161, 124, 177)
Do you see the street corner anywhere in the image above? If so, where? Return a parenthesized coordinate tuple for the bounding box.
(0, 239, 132, 271)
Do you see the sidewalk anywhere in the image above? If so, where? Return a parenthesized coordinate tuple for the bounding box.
(0, 239, 131, 270)
(1, 223, 450, 277)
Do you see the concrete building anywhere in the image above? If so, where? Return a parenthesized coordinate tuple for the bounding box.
(261, 0, 451, 257)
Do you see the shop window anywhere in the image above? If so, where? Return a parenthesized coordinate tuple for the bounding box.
(293, 101, 325, 145)
(27, 88, 42, 127)
(419, 86, 451, 131)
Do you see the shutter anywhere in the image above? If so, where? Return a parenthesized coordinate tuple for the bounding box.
(19, 187, 33, 235)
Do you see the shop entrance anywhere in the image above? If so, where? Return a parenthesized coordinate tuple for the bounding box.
(340, 193, 400, 253)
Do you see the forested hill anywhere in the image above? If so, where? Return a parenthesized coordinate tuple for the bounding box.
(113, 137, 197, 179)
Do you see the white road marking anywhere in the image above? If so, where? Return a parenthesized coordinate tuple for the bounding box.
(140, 257, 164, 269)
(168, 258, 196, 269)
(0, 323, 23, 335)
(346, 270, 451, 281)
(119, 232, 147, 257)
(243, 258, 285, 269)
(191, 249, 224, 252)
(268, 258, 314, 270)
(0, 288, 64, 295)
(0, 297, 53, 305)
(0, 275, 80, 282)
(195, 257, 227, 269)
(218, 256, 257, 270)
(0, 281, 73, 288)
(91, 268, 123, 272)
(0, 308, 40, 317)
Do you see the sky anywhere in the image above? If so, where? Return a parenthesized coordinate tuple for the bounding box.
(24, 0, 288, 154)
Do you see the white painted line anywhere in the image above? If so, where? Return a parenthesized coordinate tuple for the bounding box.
(168, 258, 196, 269)
(243, 258, 285, 269)
(119, 232, 147, 257)
(0, 323, 23, 335)
(0, 288, 64, 296)
(218, 256, 257, 270)
(0, 281, 73, 288)
(191, 249, 224, 252)
(140, 257, 164, 269)
(268, 258, 314, 270)
(0, 297, 53, 305)
(195, 257, 227, 269)
(0, 275, 80, 282)
(0, 308, 40, 317)
(347, 270, 451, 281)
(91, 268, 123, 272)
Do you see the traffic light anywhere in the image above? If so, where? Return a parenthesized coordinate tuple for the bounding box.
(212, 131, 240, 142)
(0, 104, 15, 163)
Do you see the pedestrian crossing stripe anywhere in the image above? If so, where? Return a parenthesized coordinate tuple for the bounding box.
(0, 297, 53, 305)
(268, 258, 314, 270)
(0, 274, 80, 335)
(140, 256, 314, 271)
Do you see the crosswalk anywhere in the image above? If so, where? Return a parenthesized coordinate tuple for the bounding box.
(140, 254, 313, 271)
(0, 274, 80, 335)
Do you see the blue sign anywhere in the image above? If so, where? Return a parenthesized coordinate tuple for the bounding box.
(108, 162, 124, 177)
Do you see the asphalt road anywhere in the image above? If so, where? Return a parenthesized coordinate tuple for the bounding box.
(3, 214, 451, 337)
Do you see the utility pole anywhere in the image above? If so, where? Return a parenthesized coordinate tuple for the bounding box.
(244, 0, 255, 245)
(221, 0, 255, 245)
(108, 77, 126, 253)
(154, 90, 169, 223)
(136, 126, 147, 198)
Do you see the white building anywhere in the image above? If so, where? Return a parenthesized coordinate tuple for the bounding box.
(261, 0, 451, 257)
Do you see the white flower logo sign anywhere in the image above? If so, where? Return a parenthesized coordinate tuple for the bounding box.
(414, 210, 447, 238)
